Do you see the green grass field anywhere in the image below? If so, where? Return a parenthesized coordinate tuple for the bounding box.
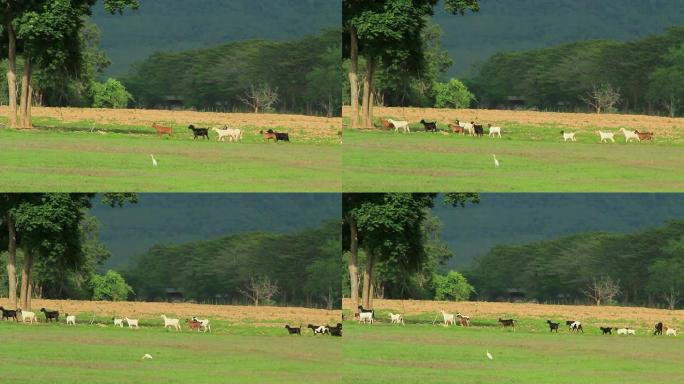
(0, 120, 340, 191)
(343, 319, 683, 384)
(342, 126, 684, 192)
(0, 320, 340, 383)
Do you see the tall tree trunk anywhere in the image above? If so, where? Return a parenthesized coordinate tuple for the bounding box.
(6, 22, 17, 128)
(6, 217, 18, 308)
(19, 247, 33, 310)
(363, 57, 376, 128)
(360, 56, 375, 129)
(347, 26, 360, 128)
(347, 217, 360, 316)
(27, 80, 33, 123)
(20, 55, 33, 129)
(362, 248, 373, 309)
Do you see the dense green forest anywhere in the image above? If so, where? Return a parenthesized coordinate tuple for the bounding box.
(467, 221, 684, 309)
(91, 0, 341, 75)
(122, 30, 341, 115)
(468, 27, 684, 115)
(433, 0, 684, 76)
(123, 221, 341, 309)
(91, 194, 340, 268)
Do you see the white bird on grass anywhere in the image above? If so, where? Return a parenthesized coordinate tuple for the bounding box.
(486, 350, 493, 360)
(142, 354, 153, 360)
(150, 154, 158, 167)
(493, 154, 500, 168)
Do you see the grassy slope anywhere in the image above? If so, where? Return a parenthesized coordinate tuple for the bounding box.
(343, 320, 683, 384)
(342, 128, 684, 192)
(0, 321, 340, 384)
(0, 126, 340, 192)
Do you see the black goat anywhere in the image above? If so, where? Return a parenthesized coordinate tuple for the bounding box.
(285, 325, 301, 335)
(188, 125, 209, 140)
(547, 320, 559, 332)
(40, 308, 59, 322)
(654, 322, 664, 336)
(420, 119, 438, 132)
(600, 327, 613, 335)
(474, 124, 484, 137)
(328, 323, 342, 337)
(264, 129, 290, 142)
(498, 318, 516, 329)
(0, 306, 18, 322)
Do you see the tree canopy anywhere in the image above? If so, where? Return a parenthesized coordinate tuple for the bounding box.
(122, 29, 341, 116)
(123, 221, 341, 309)
(468, 28, 684, 115)
(467, 220, 684, 308)
(343, 0, 479, 127)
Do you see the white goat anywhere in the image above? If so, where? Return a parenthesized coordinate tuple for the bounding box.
(618, 128, 640, 143)
(213, 127, 242, 142)
(65, 314, 76, 326)
(113, 317, 124, 327)
(488, 125, 502, 138)
(666, 328, 677, 336)
(561, 131, 577, 142)
(463, 122, 474, 136)
(191, 316, 211, 333)
(388, 313, 404, 325)
(627, 329, 636, 335)
(441, 310, 455, 327)
(161, 314, 181, 331)
(388, 119, 410, 133)
(20, 310, 36, 323)
(597, 131, 615, 143)
(359, 312, 374, 324)
(124, 317, 139, 329)
(617, 327, 635, 335)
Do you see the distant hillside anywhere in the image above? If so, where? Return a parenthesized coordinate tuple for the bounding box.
(433, 194, 684, 268)
(90, 193, 340, 268)
(123, 221, 341, 308)
(90, 0, 341, 75)
(122, 30, 341, 115)
(432, 0, 684, 76)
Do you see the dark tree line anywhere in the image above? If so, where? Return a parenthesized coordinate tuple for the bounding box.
(123, 29, 342, 116)
(468, 27, 684, 115)
(467, 220, 684, 309)
(123, 221, 341, 309)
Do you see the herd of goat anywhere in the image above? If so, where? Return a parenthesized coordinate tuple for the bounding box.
(151, 123, 290, 142)
(1, 306, 340, 336)
(354, 306, 678, 337)
(284, 323, 343, 337)
(379, 118, 655, 143)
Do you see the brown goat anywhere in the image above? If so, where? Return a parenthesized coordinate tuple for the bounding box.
(186, 319, 203, 332)
(152, 123, 173, 136)
(635, 130, 654, 141)
(380, 118, 394, 130)
(449, 124, 465, 134)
